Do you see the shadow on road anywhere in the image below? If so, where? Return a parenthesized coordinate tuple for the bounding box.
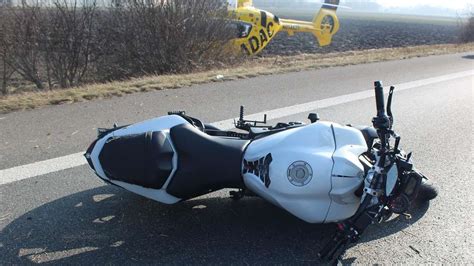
(0, 186, 429, 264)
(461, 55, 474, 60)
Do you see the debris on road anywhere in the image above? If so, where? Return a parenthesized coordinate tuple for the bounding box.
(409, 245, 421, 255)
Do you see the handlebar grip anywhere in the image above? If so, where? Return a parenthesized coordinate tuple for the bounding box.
(374, 81, 385, 115)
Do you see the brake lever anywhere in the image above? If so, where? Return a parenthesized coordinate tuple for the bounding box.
(387, 86, 395, 128)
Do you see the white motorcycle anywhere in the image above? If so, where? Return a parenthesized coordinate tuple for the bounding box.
(85, 81, 437, 262)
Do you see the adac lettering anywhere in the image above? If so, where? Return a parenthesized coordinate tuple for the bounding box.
(242, 22, 274, 55)
(248, 36, 260, 53)
(259, 29, 268, 46)
(267, 22, 274, 38)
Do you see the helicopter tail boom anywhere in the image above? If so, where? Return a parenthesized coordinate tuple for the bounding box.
(280, 0, 340, 46)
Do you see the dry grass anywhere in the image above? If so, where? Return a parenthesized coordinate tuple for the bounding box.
(1, 43, 473, 114)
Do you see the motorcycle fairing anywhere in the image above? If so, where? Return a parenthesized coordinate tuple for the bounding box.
(325, 123, 367, 222)
(242, 122, 367, 223)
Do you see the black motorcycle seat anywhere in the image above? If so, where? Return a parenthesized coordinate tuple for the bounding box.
(99, 131, 174, 189)
(167, 123, 250, 199)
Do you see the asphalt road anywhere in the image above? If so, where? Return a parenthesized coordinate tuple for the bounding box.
(0, 53, 473, 264)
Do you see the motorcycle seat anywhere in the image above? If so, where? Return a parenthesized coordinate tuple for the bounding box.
(99, 131, 174, 189)
(167, 123, 250, 199)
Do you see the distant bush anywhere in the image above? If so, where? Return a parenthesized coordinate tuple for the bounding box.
(2, 3, 50, 90)
(460, 15, 474, 43)
(40, 0, 100, 88)
(94, 0, 234, 80)
(0, 7, 14, 95)
(0, 0, 234, 93)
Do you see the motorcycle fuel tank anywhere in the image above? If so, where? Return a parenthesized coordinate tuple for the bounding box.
(242, 122, 367, 223)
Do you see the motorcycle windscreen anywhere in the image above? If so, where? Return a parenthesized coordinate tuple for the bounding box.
(99, 131, 174, 189)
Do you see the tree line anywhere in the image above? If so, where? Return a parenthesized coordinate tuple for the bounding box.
(0, 0, 234, 95)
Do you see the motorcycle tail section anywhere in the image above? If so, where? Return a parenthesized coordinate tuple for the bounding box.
(85, 115, 188, 204)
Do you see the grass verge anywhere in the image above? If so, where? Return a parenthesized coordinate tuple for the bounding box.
(1, 43, 473, 114)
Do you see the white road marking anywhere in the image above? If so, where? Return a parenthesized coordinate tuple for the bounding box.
(0, 70, 472, 186)
(212, 70, 474, 129)
(0, 153, 86, 186)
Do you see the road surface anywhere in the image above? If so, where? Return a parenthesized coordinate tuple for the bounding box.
(0, 53, 473, 264)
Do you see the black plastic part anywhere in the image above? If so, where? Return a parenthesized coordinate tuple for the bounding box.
(204, 123, 220, 131)
(99, 131, 174, 189)
(374, 81, 385, 116)
(168, 111, 186, 116)
(97, 124, 129, 139)
(236, 106, 267, 131)
(168, 111, 208, 132)
(205, 129, 249, 139)
(372, 81, 391, 130)
(308, 113, 320, 123)
(387, 86, 395, 127)
(394, 135, 401, 153)
(167, 123, 249, 199)
(354, 126, 378, 149)
(397, 157, 413, 171)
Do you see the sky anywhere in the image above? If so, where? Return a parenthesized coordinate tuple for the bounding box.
(230, 0, 472, 16)
(374, 0, 470, 11)
(307, 0, 472, 16)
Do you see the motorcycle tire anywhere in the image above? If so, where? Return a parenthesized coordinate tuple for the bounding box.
(416, 180, 438, 202)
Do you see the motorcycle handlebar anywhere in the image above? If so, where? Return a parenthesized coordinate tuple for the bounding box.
(374, 81, 385, 116)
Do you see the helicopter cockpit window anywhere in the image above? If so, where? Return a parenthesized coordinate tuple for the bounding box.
(228, 21, 253, 38)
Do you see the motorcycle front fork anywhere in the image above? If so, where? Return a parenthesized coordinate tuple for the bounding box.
(318, 203, 386, 264)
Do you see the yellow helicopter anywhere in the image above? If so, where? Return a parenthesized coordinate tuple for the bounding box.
(227, 0, 341, 55)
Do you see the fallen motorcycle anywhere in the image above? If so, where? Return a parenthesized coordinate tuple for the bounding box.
(85, 81, 437, 262)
